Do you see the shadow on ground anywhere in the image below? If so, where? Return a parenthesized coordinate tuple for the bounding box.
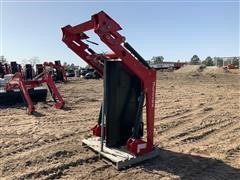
(32, 111, 45, 117)
(62, 106, 72, 111)
(141, 149, 240, 180)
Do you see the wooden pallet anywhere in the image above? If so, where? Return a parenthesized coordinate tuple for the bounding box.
(82, 137, 160, 170)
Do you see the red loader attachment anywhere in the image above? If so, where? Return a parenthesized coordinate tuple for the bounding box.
(5, 70, 65, 114)
(62, 11, 158, 169)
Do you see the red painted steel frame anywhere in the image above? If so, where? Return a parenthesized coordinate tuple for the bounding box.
(5, 71, 65, 114)
(62, 11, 156, 155)
(43, 62, 67, 82)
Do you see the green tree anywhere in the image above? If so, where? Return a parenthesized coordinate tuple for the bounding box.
(151, 56, 164, 64)
(29, 56, 40, 66)
(63, 62, 71, 70)
(0, 56, 7, 63)
(190, 55, 201, 65)
(22, 56, 40, 66)
(70, 63, 75, 69)
(202, 56, 214, 66)
(63, 62, 78, 70)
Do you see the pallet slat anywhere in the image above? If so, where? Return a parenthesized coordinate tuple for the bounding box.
(82, 137, 160, 170)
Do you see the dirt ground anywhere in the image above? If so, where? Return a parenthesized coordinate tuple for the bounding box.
(0, 69, 239, 179)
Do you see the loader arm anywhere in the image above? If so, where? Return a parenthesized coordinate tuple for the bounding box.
(62, 11, 156, 154)
(5, 71, 65, 114)
(5, 72, 34, 114)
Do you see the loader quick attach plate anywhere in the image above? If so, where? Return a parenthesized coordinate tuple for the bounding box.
(0, 87, 47, 106)
(82, 137, 160, 170)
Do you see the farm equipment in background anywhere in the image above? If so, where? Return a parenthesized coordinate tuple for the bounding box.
(0, 60, 65, 114)
(0, 62, 21, 85)
(36, 64, 44, 76)
(84, 70, 101, 79)
(79, 68, 101, 79)
(4, 63, 10, 74)
(0, 62, 5, 78)
(0, 61, 23, 80)
(4, 70, 65, 114)
(24, 64, 35, 80)
(150, 62, 186, 71)
(66, 69, 75, 77)
(223, 64, 239, 73)
(43, 61, 67, 82)
(62, 11, 159, 169)
(10, 61, 23, 74)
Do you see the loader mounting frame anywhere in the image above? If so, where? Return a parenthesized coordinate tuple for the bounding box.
(62, 11, 156, 156)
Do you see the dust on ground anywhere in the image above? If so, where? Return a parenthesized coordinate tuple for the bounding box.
(0, 69, 240, 179)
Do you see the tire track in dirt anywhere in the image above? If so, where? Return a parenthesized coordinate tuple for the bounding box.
(61, 160, 113, 180)
(169, 117, 236, 142)
(15, 155, 99, 179)
(154, 102, 223, 137)
(169, 118, 233, 140)
(0, 122, 34, 128)
(188, 121, 240, 147)
(0, 130, 88, 159)
(37, 117, 98, 126)
(155, 96, 225, 122)
(1, 145, 94, 178)
(154, 99, 238, 151)
(0, 116, 97, 151)
(158, 99, 229, 130)
(154, 110, 195, 132)
(167, 119, 239, 148)
(226, 145, 240, 165)
(186, 126, 240, 163)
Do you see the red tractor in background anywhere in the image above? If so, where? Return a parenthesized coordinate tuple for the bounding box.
(5, 70, 65, 114)
(224, 64, 239, 70)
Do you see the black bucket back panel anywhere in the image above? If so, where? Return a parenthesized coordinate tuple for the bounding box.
(25, 64, 33, 80)
(36, 67, 43, 75)
(105, 61, 141, 148)
(11, 62, 18, 74)
(0, 88, 47, 106)
(55, 61, 64, 81)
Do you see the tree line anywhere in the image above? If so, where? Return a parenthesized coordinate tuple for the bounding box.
(1, 55, 239, 68)
(150, 55, 239, 67)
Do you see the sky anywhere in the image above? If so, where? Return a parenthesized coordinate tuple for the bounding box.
(0, 0, 239, 67)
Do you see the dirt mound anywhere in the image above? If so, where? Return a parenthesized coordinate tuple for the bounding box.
(175, 65, 201, 74)
(176, 65, 240, 75)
